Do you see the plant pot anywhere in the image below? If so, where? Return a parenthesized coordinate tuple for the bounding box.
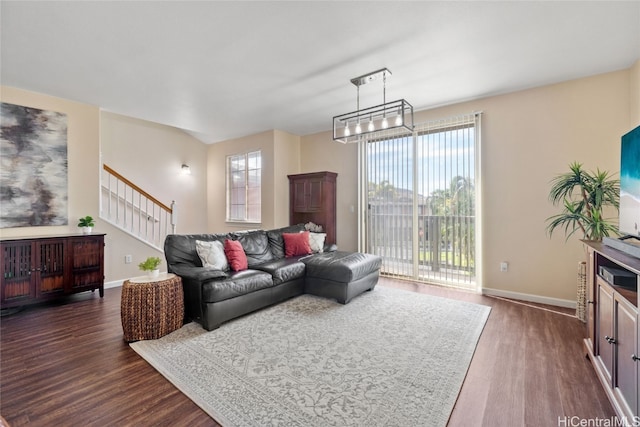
(81, 227, 92, 234)
(147, 269, 160, 279)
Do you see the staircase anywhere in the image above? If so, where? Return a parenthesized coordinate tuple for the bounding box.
(100, 164, 176, 252)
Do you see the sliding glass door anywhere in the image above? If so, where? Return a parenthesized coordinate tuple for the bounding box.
(361, 113, 481, 289)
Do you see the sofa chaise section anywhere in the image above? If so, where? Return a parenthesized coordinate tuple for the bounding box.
(303, 251, 383, 303)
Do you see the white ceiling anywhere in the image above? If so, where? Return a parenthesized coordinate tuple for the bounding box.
(2, 1, 639, 144)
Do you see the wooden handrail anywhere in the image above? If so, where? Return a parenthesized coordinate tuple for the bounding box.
(103, 164, 173, 213)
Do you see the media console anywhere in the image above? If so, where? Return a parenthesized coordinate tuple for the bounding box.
(0, 233, 105, 310)
(584, 240, 640, 422)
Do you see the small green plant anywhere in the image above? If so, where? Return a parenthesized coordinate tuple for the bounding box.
(77, 215, 95, 227)
(138, 257, 162, 271)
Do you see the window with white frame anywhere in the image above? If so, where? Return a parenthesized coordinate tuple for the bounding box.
(227, 150, 261, 222)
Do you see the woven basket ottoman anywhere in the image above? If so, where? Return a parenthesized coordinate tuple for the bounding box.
(121, 273, 184, 342)
(302, 251, 382, 304)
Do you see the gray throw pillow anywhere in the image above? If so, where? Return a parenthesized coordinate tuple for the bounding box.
(195, 239, 229, 270)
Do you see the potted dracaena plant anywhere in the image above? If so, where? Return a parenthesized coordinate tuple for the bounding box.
(546, 161, 619, 241)
(546, 161, 620, 322)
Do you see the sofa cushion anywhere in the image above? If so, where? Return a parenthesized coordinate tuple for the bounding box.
(254, 258, 307, 285)
(195, 240, 229, 270)
(283, 231, 312, 257)
(170, 265, 229, 281)
(165, 233, 229, 268)
(224, 239, 248, 271)
(267, 224, 306, 259)
(201, 270, 273, 303)
(302, 251, 382, 283)
(235, 230, 275, 267)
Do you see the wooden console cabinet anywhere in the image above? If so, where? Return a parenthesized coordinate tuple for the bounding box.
(288, 171, 337, 245)
(584, 241, 640, 421)
(0, 233, 105, 309)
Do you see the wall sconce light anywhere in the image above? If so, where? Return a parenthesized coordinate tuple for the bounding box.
(181, 164, 191, 175)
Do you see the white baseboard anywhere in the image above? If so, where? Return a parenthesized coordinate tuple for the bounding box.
(482, 287, 576, 309)
(105, 280, 123, 290)
(105, 279, 576, 309)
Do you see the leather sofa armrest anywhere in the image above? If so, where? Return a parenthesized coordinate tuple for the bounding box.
(170, 265, 228, 324)
(170, 265, 229, 281)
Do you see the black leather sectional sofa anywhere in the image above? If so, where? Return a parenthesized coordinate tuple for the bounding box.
(164, 224, 382, 330)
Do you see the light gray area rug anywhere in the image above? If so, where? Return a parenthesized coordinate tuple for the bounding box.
(130, 286, 491, 427)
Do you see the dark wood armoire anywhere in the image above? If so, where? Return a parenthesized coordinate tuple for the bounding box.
(288, 171, 337, 245)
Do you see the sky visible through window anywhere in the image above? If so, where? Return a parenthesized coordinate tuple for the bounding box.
(367, 128, 475, 198)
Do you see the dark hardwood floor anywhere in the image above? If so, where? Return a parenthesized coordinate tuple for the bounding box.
(1, 278, 614, 426)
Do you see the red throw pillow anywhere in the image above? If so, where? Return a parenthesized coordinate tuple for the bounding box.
(224, 239, 248, 271)
(283, 231, 312, 258)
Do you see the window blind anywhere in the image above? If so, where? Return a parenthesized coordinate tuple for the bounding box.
(361, 113, 481, 289)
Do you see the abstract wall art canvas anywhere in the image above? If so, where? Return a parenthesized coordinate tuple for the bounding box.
(0, 102, 68, 228)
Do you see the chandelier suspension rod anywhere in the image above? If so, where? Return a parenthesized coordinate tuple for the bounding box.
(383, 72, 386, 104)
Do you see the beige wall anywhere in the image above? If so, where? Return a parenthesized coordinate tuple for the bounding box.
(300, 69, 633, 304)
(0, 88, 210, 283)
(207, 130, 301, 233)
(299, 134, 359, 251)
(100, 111, 209, 280)
(273, 130, 301, 227)
(631, 60, 640, 125)
(0, 86, 101, 238)
(211, 127, 357, 250)
(2, 63, 638, 303)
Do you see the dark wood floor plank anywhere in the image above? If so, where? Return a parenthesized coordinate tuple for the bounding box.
(546, 309, 613, 419)
(1, 278, 615, 426)
(523, 309, 564, 426)
(480, 301, 526, 426)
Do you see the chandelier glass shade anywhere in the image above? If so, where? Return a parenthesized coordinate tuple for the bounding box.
(333, 68, 414, 143)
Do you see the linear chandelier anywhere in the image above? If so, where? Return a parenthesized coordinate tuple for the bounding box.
(333, 68, 414, 143)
